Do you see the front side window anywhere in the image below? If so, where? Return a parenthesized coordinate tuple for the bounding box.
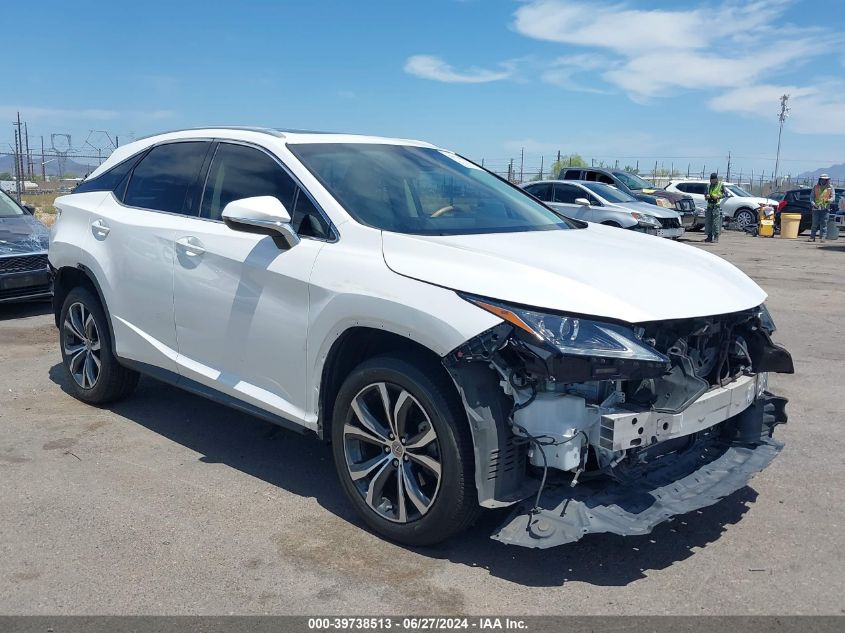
(580, 182, 636, 203)
(124, 142, 209, 213)
(201, 143, 297, 221)
(726, 184, 753, 197)
(552, 184, 582, 204)
(289, 144, 574, 235)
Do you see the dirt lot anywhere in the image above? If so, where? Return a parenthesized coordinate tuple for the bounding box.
(1, 231, 843, 615)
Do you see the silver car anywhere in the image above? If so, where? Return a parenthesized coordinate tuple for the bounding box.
(523, 180, 684, 239)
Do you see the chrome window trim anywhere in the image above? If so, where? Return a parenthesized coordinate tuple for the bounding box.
(113, 137, 339, 244)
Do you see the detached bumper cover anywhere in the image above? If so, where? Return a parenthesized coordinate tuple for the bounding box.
(492, 393, 787, 548)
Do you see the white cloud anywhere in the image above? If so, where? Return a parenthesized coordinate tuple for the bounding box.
(541, 54, 611, 92)
(404, 55, 512, 83)
(710, 84, 845, 134)
(509, 0, 843, 133)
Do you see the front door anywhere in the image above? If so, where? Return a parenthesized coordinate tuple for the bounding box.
(172, 141, 329, 427)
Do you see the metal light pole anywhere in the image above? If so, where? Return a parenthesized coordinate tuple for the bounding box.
(773, 94, 790, 190)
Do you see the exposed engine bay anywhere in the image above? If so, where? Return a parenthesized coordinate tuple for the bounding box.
(444, 303, 793, 548)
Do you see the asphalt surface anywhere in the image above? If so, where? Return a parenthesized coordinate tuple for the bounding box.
(1, 231, 843, 615)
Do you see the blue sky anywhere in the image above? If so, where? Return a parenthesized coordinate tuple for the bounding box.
(3, 0, 844, 176)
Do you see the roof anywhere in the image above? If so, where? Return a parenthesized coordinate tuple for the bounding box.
(87, 126, 438, 180)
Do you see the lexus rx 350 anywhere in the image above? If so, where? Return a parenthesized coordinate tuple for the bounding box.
(49, 128, 793, 548)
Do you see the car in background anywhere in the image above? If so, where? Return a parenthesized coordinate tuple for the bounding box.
(523, 180, 684, 238)
(560, 167, 696, 229)
(0, 188, 52, 303)
(665, 180, 779, 230)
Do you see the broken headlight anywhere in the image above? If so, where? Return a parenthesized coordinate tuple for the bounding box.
(465, 296, 669, 363)
(757, 304, 776, 333)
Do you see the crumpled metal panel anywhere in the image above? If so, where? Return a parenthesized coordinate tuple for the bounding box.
(491, 434, 782, 548)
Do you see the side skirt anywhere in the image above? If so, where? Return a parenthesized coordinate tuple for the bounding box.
(117, 358, 310, 437)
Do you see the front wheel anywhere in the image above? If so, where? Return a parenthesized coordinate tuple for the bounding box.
(331, 355, 479, 546)
(735, 209, 756, 229)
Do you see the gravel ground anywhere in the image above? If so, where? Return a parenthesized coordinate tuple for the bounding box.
(1, 231, 843, 615)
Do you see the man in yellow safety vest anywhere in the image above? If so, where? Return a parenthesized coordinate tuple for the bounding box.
(704, 172, 727, 243)
(808, 174, 835, 242)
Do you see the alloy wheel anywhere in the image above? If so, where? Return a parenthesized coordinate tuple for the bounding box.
(736, 210, 755, 229)
(63, 301, 102, 389)
(343, 382, 442, 523)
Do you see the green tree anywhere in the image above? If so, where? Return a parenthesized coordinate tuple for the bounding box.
(0, 171, 12, 180)
(548, 153, 586, 178)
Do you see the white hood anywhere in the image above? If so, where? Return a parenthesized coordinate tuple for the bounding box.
(382, 224, 766, 323)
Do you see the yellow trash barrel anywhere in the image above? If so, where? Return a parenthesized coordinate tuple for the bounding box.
(780, 213, 802, 239)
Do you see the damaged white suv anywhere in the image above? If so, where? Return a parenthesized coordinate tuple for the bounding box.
(50, 128, 793, 548)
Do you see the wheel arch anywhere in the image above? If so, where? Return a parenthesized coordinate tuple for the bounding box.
(317, 327, 455, 441)
(53, 265, 115, 350)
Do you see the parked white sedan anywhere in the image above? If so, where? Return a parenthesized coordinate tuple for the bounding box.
(523, 180, 684, 238)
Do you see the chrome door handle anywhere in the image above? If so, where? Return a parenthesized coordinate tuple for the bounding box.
(91, 219, 110, 237)
(176, 236, 206, 257)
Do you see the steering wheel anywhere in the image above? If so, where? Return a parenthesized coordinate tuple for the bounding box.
(430, 205, 456, 218)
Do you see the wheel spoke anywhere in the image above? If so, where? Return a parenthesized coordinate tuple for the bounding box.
(405, 425, 436, 450)
(343, 422, 388, 446)
(83, 352, 98, 388)
(84, 312, 97, 341)
(351, 395, 391, 442)
(365, 458, 395, 508)
(348, 452, 391, 481)
(396, 465, 408, 523)
(407, 451, 442, 479)
(376, 382, 397, 437)
(68, 347, 86, 375)
(63, 342, 86, 357)
(64, 314, 84, 341)
(392, 389, 414, 438)
(402, 461, 433, 515)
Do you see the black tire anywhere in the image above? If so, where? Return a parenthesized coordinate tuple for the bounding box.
(331, 354, 479, 546)
(735, 208, 756, 229)
(59, 286, 139, 404)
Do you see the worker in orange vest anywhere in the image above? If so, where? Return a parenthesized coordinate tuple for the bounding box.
(809, 174, 835, 242)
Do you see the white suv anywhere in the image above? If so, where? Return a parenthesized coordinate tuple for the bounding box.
(49, 127, 793, 548)
(665, 180, 779, 229)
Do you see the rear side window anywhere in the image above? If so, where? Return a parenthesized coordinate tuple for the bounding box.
(200, 143, 297, 221)
(124, 142, 209, 213)
(562, 169, 581, 180)
(524, 183, 552, 201)
(74, 151, 146, 194)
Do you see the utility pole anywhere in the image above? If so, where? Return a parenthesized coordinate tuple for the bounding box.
(726, 151, 731, 182)
(519, 147, 524, 184)
(40, 136, 46, 181)
(13, 128, 22, 200)
(24, 122, 32, 179)
(773, 94, 790, 189)
(539, 155, 544, 180)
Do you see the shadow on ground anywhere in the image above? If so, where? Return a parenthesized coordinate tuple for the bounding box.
(49, 364, 759, 587)
(0, 299, 52, 321)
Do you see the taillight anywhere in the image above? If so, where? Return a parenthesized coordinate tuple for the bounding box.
(777, 200, 786, 212)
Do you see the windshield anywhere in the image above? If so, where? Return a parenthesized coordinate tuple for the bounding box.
(580, 181, 637, 203)
(0, 190, 25, 217)
(288, 144, 574, 235)
(726, 184, 753, 197)
(613, 171, 655, 191)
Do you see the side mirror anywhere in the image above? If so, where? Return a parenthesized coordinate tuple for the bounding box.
(222, 196, 300, 249)
(574, 197, 591, 206)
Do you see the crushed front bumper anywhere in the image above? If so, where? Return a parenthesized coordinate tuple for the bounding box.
(492, 392, 788, 548)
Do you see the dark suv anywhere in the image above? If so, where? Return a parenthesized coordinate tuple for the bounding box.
(776, 187, 843, 234)
(560, 167, 696, 228)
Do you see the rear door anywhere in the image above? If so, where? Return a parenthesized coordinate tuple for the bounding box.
(172, 141, 331, 425)
(550, 183, 594, 220)
(86, 140, 211, 372)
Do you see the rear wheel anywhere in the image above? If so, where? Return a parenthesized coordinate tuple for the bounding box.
(331, 355, 479, 546)
(59, 287, 139, 404)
